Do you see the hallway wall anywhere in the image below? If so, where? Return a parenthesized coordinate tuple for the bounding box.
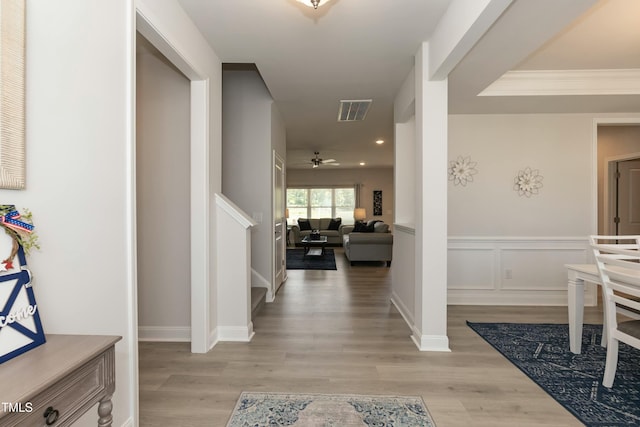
(136, 36, 191, 340)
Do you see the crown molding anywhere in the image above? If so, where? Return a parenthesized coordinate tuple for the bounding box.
(479, 69, 640, 97)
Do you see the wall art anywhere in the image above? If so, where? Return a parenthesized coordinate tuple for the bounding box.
(0, 0, 26, 189)
(0, 205, 44, 363)
(373, 190, 382, 216)
(448, 156, 478, 186)
(514, 167, 544, 197)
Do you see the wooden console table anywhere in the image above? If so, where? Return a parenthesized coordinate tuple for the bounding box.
(0, 334, 121, 427)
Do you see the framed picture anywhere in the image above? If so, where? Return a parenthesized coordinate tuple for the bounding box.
(0, 0, 26, 189)
(373, 190, 382, 216)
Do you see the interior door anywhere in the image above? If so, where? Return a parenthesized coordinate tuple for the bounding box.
(617, 159, 640, 235)
(274, 152, 286, 295)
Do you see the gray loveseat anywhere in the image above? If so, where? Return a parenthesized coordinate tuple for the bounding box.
(290, 218, 349, 246)
(342, 222, 393, 266)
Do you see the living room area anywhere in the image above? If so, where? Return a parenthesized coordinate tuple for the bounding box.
(285, 165, 394, 269)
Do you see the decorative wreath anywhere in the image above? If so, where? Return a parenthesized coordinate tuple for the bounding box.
(0, 204, 39, 271)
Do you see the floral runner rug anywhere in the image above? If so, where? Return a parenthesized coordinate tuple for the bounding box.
(226, 392, 436, 426)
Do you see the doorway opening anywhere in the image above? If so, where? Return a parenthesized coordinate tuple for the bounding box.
(135, 10, 211, 354)
(598, 123, 640, 236)
(136, 33, 191, 343)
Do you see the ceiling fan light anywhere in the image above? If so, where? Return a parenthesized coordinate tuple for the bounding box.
(295, 0, 331, 9)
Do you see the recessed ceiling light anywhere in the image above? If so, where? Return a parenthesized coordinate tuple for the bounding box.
(359, 162, 366, 166)
(375, 139, 384, 145)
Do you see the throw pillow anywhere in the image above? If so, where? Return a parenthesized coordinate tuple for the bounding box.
(353, 222, 368, 232)
(367, 219, 382, 227)
(374, 222, 389, 233)
(328, 218, 342, 230)
(298, 219, 312, 231)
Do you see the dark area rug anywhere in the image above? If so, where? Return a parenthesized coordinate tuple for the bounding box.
(467, 321, 640, 426)
(286, 248, 337, 270)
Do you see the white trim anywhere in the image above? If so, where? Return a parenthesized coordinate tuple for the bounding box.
(593, 118, 640, 237)
(138, 326, 191, 342)
(447, 290, 596, 306)
(273, 151, 286, 300)
(428, 0, 513, 80)
(251, 269, 273, 302)
(217, 325, 256, 342)
(215, 193, 257, 229)
(411, 329, 451, 352)
(125, 3, 138, 426)
(448, 236, 594, 306)
(449, 235, 592, 242)
(393, 223, 416, 234)
(390, 292, 414, 328)
(603, 152, 640, 235)
(209, 328, 219, 351)
(480, 69, 640, 97)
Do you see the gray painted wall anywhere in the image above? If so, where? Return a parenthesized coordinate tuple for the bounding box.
(222, 70, 286, 286)
(136, 39, 191, 331)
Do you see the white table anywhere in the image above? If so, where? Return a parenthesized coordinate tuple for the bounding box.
(566, 264, 601, 354)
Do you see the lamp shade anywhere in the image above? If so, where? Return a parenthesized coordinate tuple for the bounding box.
(354, 208, 366, 221)
(285, 208, 290, 218)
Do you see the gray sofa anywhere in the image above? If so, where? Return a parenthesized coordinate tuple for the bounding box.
(342, 222, 393, 266)
(290, 218, 349, 246)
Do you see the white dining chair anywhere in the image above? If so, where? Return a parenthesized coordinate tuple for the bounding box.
(590, 237, 640, 388)
(589, 236, 640, 345)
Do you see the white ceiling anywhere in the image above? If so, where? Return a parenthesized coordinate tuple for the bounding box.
(176, 0, 640, 169)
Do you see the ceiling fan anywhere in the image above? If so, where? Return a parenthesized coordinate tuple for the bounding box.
(310, 151, 340, 168)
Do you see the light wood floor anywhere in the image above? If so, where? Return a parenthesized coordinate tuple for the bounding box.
(139, 248, 602, 426)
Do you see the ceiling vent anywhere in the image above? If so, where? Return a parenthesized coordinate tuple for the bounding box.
(338, 99, 372, 122)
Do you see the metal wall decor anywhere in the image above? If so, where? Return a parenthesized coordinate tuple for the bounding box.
(448, 156, 478, 186)
(373, 190, 382, 216)
(514, 167, 543, 197)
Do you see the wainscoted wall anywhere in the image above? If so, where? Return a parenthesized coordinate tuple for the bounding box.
(448, 237, 597, 306)
(390, 224, 415, 326)
(391, 231, 597, 335)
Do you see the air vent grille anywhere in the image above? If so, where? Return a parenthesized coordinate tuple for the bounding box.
(338, 99, 372, 122)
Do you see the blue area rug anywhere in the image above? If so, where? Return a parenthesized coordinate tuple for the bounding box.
(226, 392, 436, 426)
(286, 248, 337, 270)
(467, 322, 640, 426)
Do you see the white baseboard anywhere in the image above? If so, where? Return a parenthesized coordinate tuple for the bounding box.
(411, 327, 451, 352)
(138, 326, 190, 342)
(209, 327, 219, 350)
(217, 323, 255, 342)
(390, 292, 414, 330)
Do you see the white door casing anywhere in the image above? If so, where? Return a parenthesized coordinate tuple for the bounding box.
(617, 159, 640, 235)
(273, 151, 286, 297)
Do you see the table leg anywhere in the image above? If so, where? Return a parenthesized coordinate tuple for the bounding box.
(568, 274, 584, 354)
(97, 396, 113, 427)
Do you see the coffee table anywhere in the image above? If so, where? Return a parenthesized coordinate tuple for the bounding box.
(301, 235, 328, 258)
